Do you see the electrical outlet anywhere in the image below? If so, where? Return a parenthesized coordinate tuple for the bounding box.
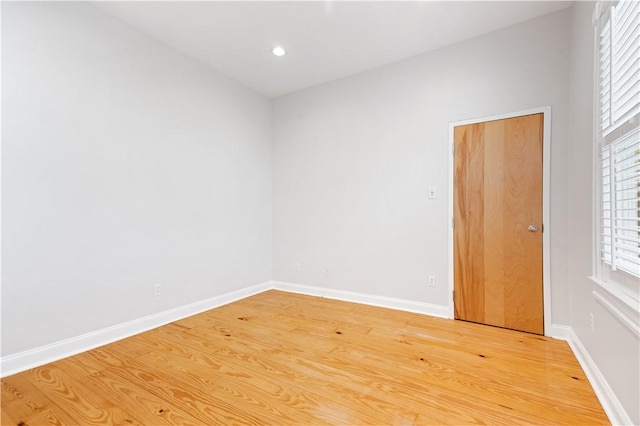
(590, 313, 595, 332)
(428, 187, 437, 199)
(295, 262, 301, 272)
(154, 283, 162, 297)
(428, 276, 436, 287)
(324, 268, 329, 276)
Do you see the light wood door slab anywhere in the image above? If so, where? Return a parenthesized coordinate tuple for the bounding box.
(454, 113, 544, 334)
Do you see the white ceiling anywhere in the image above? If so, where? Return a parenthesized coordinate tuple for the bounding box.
(96, 1, 572, 98)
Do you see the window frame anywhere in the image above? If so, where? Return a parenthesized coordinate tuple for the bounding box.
(593, 0, 640, 305)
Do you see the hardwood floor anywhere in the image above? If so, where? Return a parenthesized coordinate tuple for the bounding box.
(1, 290, 608, 425)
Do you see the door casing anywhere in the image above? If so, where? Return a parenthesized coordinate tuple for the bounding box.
(447, 106, 552, 335)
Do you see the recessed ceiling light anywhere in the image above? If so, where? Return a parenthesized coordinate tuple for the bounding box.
(272, 46, 286, 57)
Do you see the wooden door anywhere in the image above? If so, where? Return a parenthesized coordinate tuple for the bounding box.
(453, 113, 544, 335)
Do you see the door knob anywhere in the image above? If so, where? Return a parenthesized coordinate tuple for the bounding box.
(528, 224, 538, 232)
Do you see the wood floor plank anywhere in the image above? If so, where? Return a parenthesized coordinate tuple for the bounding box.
(77, 368, 203, 425)
(135, 348, 333, 425)
(97, 355, 270, 425)
(25, 365, 143, 425)
(1, 378, 78, 426)
(136, 325, 392, 424)
(189, 309, 598, 424)
(152, 298, 604, 424)
(1, 290, 609, 425)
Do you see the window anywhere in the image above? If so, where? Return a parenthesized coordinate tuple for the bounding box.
(596, 1, 640, 299)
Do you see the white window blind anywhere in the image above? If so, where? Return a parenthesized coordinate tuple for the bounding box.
(598, 1, 640, 280)
(600, 0, 640, 135)
(612, 1, 640, 123)
(600, 128, 640, 277)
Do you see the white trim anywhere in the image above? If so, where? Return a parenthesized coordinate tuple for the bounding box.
(447, 106, 552, 334)
(272, 281, 450, 318)
(0, 281, 271, 378)
(548, 323, 574, 340)
(557, 326, 633, 426)
(592, 19, 601, 281)
(0, 0, 4, 368)
(590, 276, 640, 338)
(448, 122, 455, 319)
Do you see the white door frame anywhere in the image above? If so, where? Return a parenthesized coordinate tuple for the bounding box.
(447, 106, 552, 335)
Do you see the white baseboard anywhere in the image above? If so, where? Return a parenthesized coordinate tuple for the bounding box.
(0, 280, 448, 377)
(3, 279, 631, 426)
(272, 280, 450, 318)
(0, 281, 271, 378)
(550, 324, 632, 426)
(548, 323, 574, 340)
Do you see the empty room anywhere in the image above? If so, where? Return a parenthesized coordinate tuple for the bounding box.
(1, 0, 639, 424)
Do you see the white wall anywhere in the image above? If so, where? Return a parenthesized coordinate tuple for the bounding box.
(273, 9, 571, 323)
(1, 2, 272, 357)
(567, 3, 639, 424)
